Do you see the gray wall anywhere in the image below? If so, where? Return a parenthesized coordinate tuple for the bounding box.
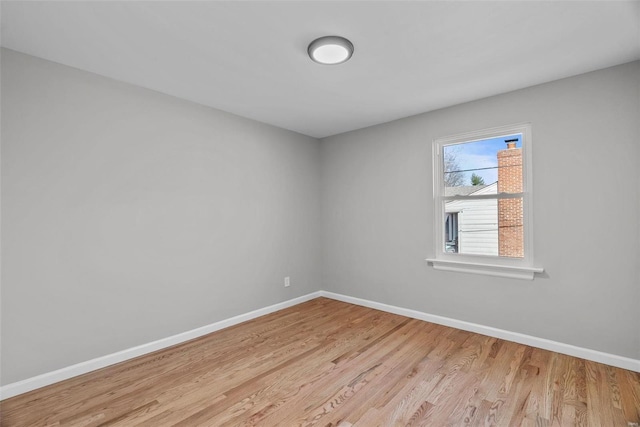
(1, 49, 321, 385)
(2, 48, 638, 387)
(321, 61, 640, 360)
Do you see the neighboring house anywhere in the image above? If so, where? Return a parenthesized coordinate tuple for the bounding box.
(445, 183, 498, 256)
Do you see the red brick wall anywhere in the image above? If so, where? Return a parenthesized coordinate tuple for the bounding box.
(497, 147, 524, 258)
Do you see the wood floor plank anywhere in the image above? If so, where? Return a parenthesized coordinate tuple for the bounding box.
(1, 297, 638, 426)
(619, 368, 640, 422)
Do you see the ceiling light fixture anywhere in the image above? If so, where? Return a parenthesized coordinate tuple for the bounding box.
(308, 36, 354, 65)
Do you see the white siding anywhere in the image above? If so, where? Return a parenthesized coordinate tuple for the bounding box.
(445, 183, 498, 256)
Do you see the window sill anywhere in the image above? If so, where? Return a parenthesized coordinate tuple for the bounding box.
(425, 258, 543, 280)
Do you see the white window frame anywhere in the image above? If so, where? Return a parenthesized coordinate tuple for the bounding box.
(426, 123, 543, 280)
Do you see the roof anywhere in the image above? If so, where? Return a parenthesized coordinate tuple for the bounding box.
(445, 185, 487, 197)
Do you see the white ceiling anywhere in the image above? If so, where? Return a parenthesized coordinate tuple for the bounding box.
(2, 1, 639, 138)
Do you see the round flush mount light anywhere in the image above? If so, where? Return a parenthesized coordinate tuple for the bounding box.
(308, 36, 354, 65)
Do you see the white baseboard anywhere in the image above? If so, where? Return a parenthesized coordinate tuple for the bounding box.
(0, 292, 322, 401)
(319, 291, 640, 373)
(3, 289, 638, 401)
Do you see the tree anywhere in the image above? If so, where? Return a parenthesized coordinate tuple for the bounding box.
(470, 173, 485, 186)
(443, 149, 465, 187)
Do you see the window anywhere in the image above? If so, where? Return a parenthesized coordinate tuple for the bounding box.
(426, 123, 543, 279)
(444, 212, 458, 253)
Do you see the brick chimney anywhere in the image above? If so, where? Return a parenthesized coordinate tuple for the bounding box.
(497, 139, 524, 258)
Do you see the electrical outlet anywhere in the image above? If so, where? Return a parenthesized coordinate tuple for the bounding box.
(284, 276, 291, 287)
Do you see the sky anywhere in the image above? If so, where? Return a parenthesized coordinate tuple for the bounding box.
(444, 133, 521, 186)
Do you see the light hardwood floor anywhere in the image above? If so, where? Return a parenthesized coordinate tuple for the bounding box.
(1, 297, 639, 426)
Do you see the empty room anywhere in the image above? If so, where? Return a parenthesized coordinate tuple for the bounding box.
(1, 1, 639, 426)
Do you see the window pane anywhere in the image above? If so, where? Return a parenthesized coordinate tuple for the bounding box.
(444, 196, 524, 258)
(443, 134, 523, 197)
